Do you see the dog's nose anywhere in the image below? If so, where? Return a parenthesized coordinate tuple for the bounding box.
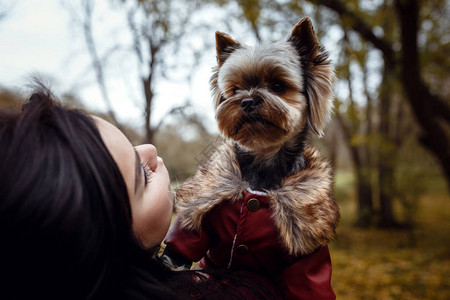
(241, 97, 261, 113)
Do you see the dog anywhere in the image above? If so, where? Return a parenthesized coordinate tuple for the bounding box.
(211, 17, 334, 190)
(163, 18, 339, 299)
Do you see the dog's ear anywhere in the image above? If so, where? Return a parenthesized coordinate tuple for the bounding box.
(216, 32, 240, 66)
(288, 18, 334, 137)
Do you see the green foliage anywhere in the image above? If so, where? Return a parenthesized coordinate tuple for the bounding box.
(154, 121, 218, 185)
(334, 170, 356, 203)
(238, 0, 260, 26)
(392, 129, 447, 223)
(420, 0, 450, 98)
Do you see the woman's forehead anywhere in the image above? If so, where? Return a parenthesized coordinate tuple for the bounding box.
(92, 116, 136, 200)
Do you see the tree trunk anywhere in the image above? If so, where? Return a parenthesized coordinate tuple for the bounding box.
(312, 0, 450, 188)
(143, 77, 154, 144)
(395, 0, 450, 188)
(335, 113, 374, 227)
(81, 0, 121, 127)
(355, 167, 374, 227)
(377, 61, 399, 228)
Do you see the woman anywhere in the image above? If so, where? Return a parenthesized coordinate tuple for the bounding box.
(0, 86, 281, 299)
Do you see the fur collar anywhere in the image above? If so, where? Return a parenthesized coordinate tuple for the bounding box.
(175, 141, 339, 256)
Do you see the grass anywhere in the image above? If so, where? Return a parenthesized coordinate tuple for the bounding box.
(330, 191, 450, 299)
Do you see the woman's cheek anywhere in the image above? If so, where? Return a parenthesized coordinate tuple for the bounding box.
(137, 185, 173, 248)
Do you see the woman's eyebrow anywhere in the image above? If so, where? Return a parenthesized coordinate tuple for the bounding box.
(134, 149, 142, 195)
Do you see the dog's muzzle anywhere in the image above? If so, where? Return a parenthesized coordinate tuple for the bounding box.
(241, 96, 262, 113)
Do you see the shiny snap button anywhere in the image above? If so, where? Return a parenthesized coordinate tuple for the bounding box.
(235, 244, 249, 255)
(247, 198, 260, 212)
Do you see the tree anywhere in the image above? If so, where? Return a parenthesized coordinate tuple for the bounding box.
(394, 0, 450, 186)
(66, 0, 207, 144)
(302, 0, 450, 227)
(123, 0, 198, 143)
(334, 29, 376, 227)
(79, 0, 121, 127)
(220, 0, 449, 227)
(308, 0, 450, 189)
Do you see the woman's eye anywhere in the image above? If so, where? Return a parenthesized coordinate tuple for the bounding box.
(270, 82, 286, 94)
(141, 163, 151, 186)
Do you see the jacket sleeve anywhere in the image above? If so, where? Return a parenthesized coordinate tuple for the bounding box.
(164, 215, 211, 262)
(281, 245, 336, 300)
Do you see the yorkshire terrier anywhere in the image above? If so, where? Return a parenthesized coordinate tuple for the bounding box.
(163, 18, 339, 299)
(211, 18, 334, 190)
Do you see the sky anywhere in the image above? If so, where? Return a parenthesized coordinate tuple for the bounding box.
(0, 0, 217, 130)
(0, 0, 378, 136)
(0, 1, 72, 88)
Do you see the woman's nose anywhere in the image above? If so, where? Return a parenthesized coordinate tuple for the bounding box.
(135, 144, 158, 170)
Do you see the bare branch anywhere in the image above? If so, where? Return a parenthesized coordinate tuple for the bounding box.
(155, 103, 208, 137)
(127, 7, 144, 64)
(80, 0, 120, 125)
(309, 0, 395, 64)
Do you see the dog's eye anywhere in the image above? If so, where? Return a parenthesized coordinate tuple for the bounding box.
(270, 82, 286, 94)
(233, 87, 239, 94)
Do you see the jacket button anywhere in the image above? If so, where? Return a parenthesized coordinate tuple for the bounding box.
(235, 244, 249, 255)
(247, 198, 260, 212)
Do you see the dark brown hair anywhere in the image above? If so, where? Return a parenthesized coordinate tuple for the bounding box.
(0, 87, 280, 300)
(0, 87, 136, 298)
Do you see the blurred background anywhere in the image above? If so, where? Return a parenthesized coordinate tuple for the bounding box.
(1, 0, 449, 298)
